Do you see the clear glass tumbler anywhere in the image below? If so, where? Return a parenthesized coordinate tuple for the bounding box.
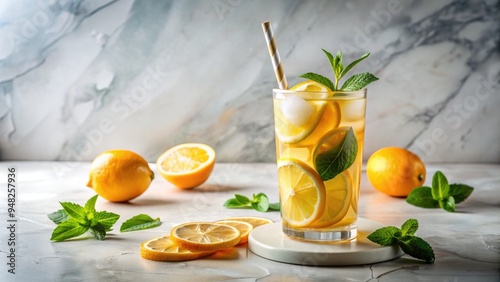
(273, 88, 366, 242)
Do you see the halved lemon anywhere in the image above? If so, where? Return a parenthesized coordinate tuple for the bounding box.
(274, 81, 331, 144)
(156, 143, 215, 189)
(277, 159, 326, 227)
(170, 222, 241, 252)
(140, 236, 215, 261)
(308, 171, 352, 228)
(214, 220, 253, 244)
(223, 216, 273, 228)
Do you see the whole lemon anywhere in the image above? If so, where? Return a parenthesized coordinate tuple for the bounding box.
(87, 150, 154, 202)
(367, 147, 426, 197)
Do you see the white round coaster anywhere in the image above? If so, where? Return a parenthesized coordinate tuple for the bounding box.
(248, 218, 404, 266)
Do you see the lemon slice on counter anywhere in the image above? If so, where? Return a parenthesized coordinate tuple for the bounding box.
(214, 220, 253, 244)
(170, 222, 241, 252)
(277, 158, 326, 227)
(223, 216, 274, 228)
(140, 236, 216, 262)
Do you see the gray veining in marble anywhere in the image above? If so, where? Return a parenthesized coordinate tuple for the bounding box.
(0, 0, 498, 162)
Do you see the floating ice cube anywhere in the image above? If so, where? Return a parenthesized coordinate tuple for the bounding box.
(282, 95, 314, 126)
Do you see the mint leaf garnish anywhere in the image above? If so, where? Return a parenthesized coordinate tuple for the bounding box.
(341, 52, 370, 78)
(340, 72, 379, 91)
(120, 214, 161, 232)
(223, 193, 279, 212)
(299, 72, 335, 91)
(299, 50, 378, 91)
(367, 219, 435, 263)
(407, 171, 473, 212)
(47, 209, 70, 224)
(314, 127, 358, 181)
(50, 220, 88, 242)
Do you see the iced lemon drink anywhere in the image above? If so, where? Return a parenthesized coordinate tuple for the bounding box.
(273, 80, 367, 242)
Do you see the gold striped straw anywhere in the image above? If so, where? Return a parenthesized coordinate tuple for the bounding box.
(262, 21, 288, 90)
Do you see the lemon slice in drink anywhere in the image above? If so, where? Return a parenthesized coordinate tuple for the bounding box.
(274, 81, 330, 144)
(140, 236, 216, 261)
(277, 158, 326, 227)
(308, 171, 352, 228)
(170, 222, 241, 252)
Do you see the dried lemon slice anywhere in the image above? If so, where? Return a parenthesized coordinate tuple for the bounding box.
(140, 236, 215, 262)
(170, 222, 241, 252)
(214, 220, 253, 244)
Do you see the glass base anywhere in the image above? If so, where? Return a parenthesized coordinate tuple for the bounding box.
(282, 223, 357, 243)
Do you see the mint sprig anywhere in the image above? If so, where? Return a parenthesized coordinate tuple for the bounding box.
(406, 171, 474, 212)
(299, 49, 378, 91)
(48, 195, 161, 241)
(223, 193, 280, 212)
(367, 219, 435, 263)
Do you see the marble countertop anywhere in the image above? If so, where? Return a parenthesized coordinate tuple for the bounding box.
(1, 162, 499, 281)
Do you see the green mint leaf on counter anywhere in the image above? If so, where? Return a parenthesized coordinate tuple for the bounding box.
(340, 72, 379, 91)
(440, 196, 456, 212)
(407, 171, 473, 212)
(59, 201, 87, 224)
(223, 198, 249, 208)
(368, 219, 435, 263)
(49, 195, 122, 241)
(299, 72, 335, 91)
(401, 218, 418, 236)
(47, 209, 70, 224)
(268, 202, 281, 211)
(406, 187, 439, 208)
(120, 214, 161, 232)
(94, 211, 120, 232)
(314, 127, 358, 181)
(84, 194, 98, 216)
(50, 220, 89, 242)
(90, 222, 107, 240)
(448, 184, 474, 203)
(252, 193, 269, 212)
(223, 193, 279, 212)
(367, 226, 400, 246)
(431, 171, 449, 200)
(235, 194, 251, 205)
(399, 236, 435, 263)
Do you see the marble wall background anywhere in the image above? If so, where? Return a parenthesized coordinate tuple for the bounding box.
(0, 0, 498, 163)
